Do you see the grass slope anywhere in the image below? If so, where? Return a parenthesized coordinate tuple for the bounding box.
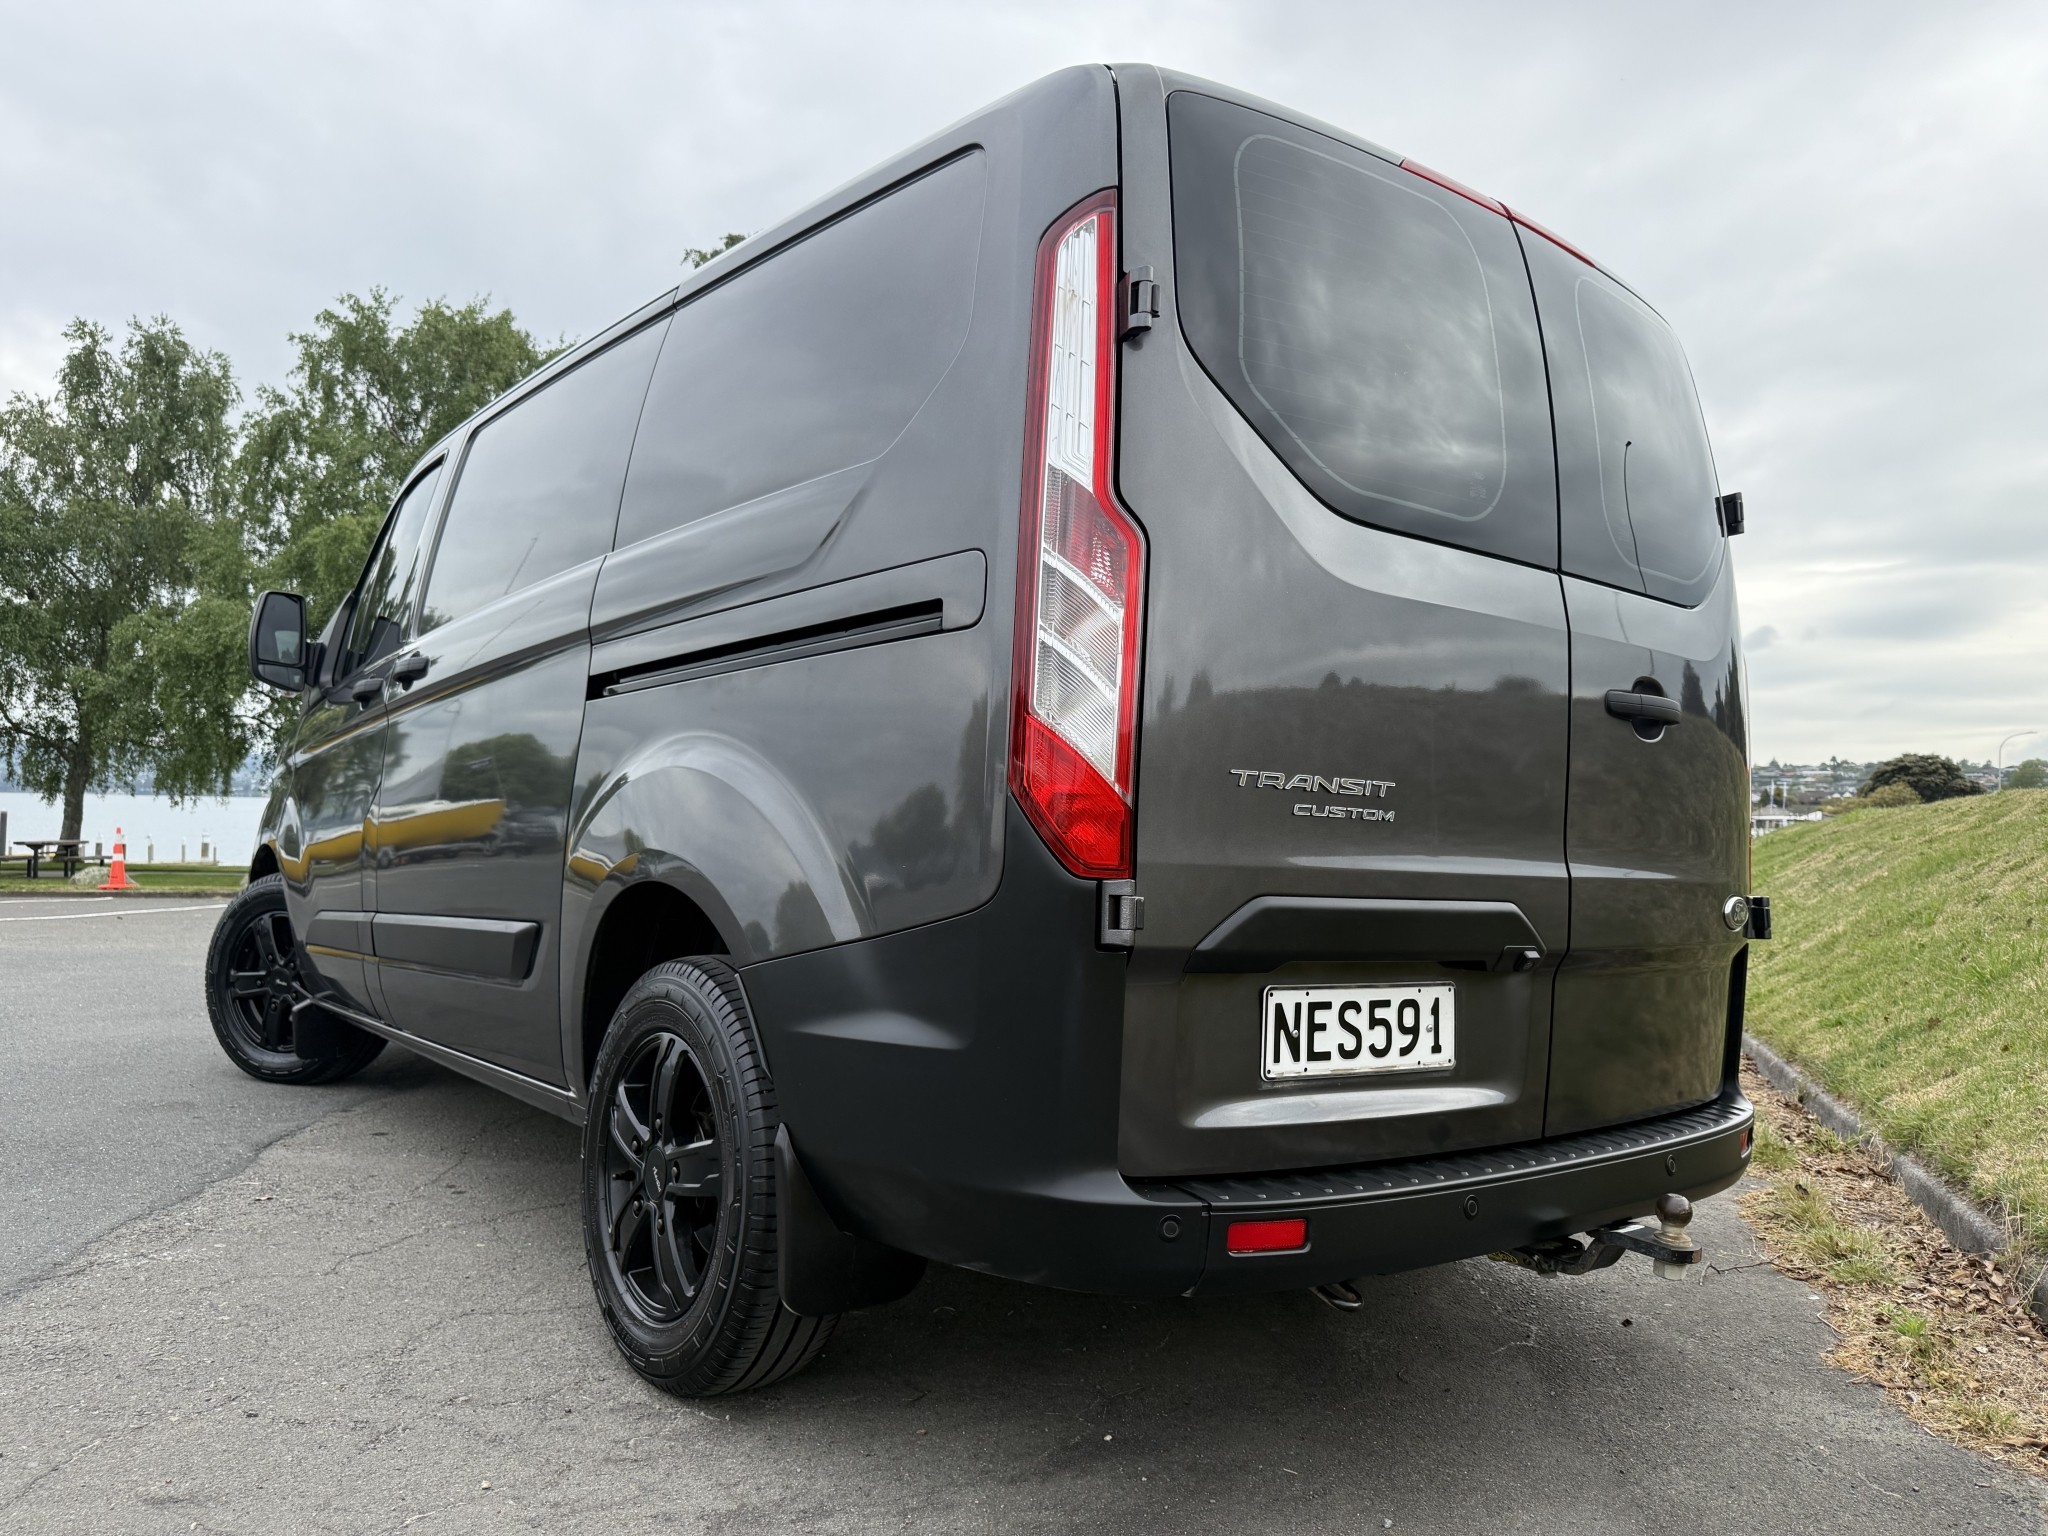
(1749, 791, 2048, 1252)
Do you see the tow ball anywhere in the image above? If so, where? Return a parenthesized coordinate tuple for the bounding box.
(1490, 1193, 1704, 1280)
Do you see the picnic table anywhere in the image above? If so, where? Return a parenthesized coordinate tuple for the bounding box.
(15, 839, 89, 880)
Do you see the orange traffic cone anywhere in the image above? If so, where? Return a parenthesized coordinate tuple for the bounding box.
(101, 827, 136, 890)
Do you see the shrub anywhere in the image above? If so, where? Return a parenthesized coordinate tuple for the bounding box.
(1860, 754, 1982, 803)
(1823, 781, 1921, 814)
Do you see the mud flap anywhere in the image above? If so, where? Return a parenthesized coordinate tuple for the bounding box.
(775, 1125, 927, 1317)
(290, 997, 377, 1061)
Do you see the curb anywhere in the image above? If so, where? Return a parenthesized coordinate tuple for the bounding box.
(1743, 1033, 2047, 1327)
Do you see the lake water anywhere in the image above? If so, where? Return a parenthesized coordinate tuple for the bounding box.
(0, 790, 268, 865)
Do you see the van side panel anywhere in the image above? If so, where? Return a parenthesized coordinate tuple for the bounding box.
(560, 66, 1121, 1082)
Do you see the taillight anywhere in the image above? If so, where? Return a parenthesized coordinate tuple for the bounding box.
(1010, 190, 1143, 881)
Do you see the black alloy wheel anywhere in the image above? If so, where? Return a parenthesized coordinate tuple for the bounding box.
(224, 904, 302, 1056)
(599, 1030, 726, 1323)
(203, 874, 385, 1085)
(580, 958, 835, 1396)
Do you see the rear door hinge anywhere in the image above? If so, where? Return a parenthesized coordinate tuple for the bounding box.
(1123, 267, 1160, 338)
(1099, 879, 1145, 948)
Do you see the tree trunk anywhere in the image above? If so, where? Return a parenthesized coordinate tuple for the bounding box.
(59, 732, 91, 844)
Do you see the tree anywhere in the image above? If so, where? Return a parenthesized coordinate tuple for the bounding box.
(683, 233, 747, 269)
(240, 290, 553, 632)
(234, 291, 553, 751)
(0, 319, 243, 839)
(1860, 753, 1982, 803)
(2008, 758, 2047, 790)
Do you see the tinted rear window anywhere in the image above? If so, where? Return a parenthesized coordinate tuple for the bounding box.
(1168, 93, 1555, 566)
(423, 322, 665, 630)
(1522, 231, 1721, 604)
(615, 151, 985, 550)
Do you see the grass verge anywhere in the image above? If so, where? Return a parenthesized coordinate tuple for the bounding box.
(0, 863, 245, 897)
(1740, 1063, 2048, 1477)
(1748, 791, 2048, 1254)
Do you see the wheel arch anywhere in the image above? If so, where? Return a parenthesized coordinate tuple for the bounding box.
(572, 872, 735, 1092)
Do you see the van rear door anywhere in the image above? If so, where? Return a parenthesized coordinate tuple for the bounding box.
(1109, 73, 1570, 1178)
(1518, 231, 1750, 1136)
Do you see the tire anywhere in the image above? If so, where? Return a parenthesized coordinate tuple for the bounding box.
(581, 958, 836, 1397)
(203, 874, 385, 1085)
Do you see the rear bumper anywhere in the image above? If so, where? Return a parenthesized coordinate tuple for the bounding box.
(1157, 1088, 1752, 1295)
(778, 1081, 1752, 1299)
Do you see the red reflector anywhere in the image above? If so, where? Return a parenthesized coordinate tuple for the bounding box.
(1226, 1218, 1309, 1255)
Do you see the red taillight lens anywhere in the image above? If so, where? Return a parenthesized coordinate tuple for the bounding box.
(1011, 191, 1144, 880)
(1226, 1218, 1309, 1255)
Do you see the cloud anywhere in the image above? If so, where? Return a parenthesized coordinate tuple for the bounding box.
(3, 0, 2044, 764)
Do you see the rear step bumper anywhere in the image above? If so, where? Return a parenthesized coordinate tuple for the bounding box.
(1134, 1089, 1754, 1296)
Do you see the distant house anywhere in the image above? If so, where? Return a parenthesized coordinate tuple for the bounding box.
(1752, 809, 1824, 836)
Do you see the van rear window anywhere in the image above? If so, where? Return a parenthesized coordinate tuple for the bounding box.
(1168, 93, 1555, 567)
(1521, 227, 1722, 605)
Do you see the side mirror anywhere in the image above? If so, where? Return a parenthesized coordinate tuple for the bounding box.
(249, 590, 309, 691)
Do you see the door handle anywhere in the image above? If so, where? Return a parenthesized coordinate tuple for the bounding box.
(348, 673, 386, 703)
(1604, 689, 1680, 727)
(390, 652, 430, 688)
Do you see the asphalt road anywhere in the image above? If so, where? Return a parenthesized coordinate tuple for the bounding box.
(0, 894, 419, 1294)
(1, 901, 2041, 1533)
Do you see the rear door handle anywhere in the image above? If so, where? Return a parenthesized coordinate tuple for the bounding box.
(1604, 689, 1680, 726)
(390, 652, 430, 688)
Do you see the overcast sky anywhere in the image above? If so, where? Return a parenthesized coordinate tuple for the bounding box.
(4, 1, 2045, 766)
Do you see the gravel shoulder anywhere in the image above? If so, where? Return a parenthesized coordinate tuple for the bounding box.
(1741, 1063, 2048, 1478)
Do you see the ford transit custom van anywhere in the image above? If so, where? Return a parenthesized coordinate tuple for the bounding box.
(220, 64, 1763, 1396)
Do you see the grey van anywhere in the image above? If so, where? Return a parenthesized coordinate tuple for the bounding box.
(220, 64, 1763, 1396)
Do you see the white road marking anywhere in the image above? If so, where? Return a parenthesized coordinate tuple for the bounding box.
(0, 902, 229, 923)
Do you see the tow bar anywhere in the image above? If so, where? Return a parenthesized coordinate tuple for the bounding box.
(1489, 1193, 1703, 1280)
(1311, 1195, 1705, 1311)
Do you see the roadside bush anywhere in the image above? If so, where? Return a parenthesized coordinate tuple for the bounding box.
(1860, 753, 1981, 803)
(1823, 781, 1921, 814)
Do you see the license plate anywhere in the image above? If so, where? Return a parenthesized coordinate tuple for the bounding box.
(1261, 984, 1456, 1080)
